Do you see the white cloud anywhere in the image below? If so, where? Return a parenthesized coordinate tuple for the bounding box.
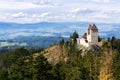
(32, 0, 60, 6)
(12, 12, 26, 18)
(0, 0, 120, 23)
(40, 12, 50, 17)
(92, 0, 111, 3)
(71, 8, 81, 13)
(0, 1, 37, 10)
(0, 0, 56, 10)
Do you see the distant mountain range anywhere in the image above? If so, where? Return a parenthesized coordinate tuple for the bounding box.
(0, 22, 120, 40)
(0, 22, 120, 51)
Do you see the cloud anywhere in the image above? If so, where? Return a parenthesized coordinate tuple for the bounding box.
(0, 1, 37, 10)
(40, 12, 50, 17)
(70, 8, 81, 13)
(0, 0, 120, 23)
(32, 0, 60, 6)
(12, 12, 26, 18)
(92, 0, 111, 3)
(0, 0, 57, 10)
(70, 8, 96, 15)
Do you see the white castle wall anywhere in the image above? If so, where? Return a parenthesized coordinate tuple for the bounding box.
(77, 38, 89, 47)
(77, 38, 80, 44)
(77, 37, 102, 47)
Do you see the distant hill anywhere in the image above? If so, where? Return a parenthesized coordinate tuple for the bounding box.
(0, 36, 69, 53)
(0, 22, 120, 40)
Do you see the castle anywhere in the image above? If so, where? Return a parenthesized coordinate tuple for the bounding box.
(77, 24, 102, 47)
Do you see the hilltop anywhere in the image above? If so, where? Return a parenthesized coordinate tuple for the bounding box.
(31, 32, 120, 80)
(0, 31, 120, 80)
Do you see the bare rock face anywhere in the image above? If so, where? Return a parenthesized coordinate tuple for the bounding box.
(88, 45, 101, 52)
(44, 45, 68, 64)
(78, 45, 101, 57)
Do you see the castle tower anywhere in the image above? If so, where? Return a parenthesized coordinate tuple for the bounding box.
(77, 24, 102, 47)
(87, 24, 98, 43)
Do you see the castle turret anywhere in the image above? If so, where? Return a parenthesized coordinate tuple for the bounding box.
(87, 24, 98, 43)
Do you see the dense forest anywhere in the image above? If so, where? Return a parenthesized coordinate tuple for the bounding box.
(0, 32, 120, 80)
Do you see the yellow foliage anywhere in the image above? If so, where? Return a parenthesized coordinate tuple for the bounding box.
(99, 52, 114, 80)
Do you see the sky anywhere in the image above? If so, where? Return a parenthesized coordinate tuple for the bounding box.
(0, 0, 120, 23)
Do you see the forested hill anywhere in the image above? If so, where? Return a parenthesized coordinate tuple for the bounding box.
(0, 32, 120, 80)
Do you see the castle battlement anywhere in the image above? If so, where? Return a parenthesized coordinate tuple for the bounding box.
(77, 24, 102, 47)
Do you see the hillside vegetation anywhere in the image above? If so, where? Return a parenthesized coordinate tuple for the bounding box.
(0, 32, 120, 80)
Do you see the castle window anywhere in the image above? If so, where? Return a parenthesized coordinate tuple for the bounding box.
(85, 40, 88, 43)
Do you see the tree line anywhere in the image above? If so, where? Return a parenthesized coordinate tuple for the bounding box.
(0, 31, 120, 80)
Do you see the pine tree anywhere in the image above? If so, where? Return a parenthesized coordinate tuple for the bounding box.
(32, 54, 53, 80)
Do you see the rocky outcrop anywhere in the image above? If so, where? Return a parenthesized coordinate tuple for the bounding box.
(44, 45, 68, 64)
(78, 45, 101, 57)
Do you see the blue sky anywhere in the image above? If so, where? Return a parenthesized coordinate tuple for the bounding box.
(0, 0, 120, 23)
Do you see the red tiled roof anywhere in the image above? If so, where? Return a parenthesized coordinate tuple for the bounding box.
(88, 24, 98, 30)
